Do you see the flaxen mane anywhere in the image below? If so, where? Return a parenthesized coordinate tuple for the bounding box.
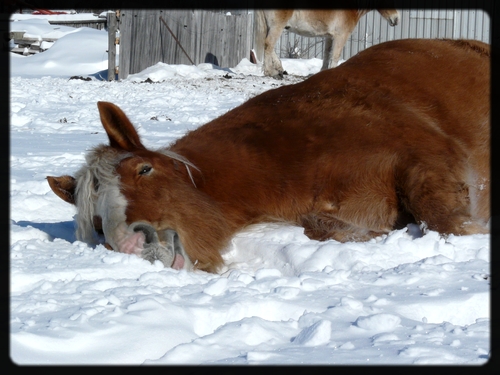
(73, 146, 130, 243)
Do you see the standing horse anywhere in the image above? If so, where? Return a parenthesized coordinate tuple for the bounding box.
(48, 39, 490, 274)
(255, 7, 400, 78)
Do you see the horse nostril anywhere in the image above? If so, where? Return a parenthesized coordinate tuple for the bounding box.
(128, 222, 159, 244)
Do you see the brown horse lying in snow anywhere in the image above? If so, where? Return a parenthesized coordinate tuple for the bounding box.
(47, 39, 490, 273)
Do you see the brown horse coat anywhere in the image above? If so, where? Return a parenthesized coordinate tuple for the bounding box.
(48, 39, 490, 273)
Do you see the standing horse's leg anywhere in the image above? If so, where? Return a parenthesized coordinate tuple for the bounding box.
(262, 11, 292, 78)
(324, 31, 350, 70)
(322, 37, 334, 70)
(324, 10, 358, 70)
(264, 29, 285, 78)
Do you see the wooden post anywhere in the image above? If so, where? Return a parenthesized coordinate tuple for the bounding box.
(107, 11, 117, 81)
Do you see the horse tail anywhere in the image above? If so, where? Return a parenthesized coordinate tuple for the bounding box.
(253, 10, 267, 63)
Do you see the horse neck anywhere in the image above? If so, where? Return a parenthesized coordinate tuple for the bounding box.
(356, 9, 370, 19)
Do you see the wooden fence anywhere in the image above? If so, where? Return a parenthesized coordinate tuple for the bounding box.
(115, 4, 493, 80)
(118, 9, 254, 80)
(46, 19, 107, 30)
(273, 6, 491, 62)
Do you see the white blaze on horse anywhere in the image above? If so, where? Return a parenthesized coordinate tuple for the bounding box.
(48, 39, 490, 274)
(255, 6, 400, 78)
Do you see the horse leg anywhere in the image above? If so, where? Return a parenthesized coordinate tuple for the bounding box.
(263, 17, 289, 78)
(399, 158, 489, 236)
(321, 37, 334, 70)
(325, 31, 349, 70)
(264, 32, 285, 78)
(301, 213, 389, 242)
(301, 180, 400, 242)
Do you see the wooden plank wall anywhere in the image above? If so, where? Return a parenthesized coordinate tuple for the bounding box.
(118, 5, 492, 80)
(48, 19, 107, 30)
(118, 9, 254, 79)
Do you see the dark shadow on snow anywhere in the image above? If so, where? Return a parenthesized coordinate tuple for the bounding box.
(87, 69, 117, 81)
(84, 65, 235, 82)
(14, 220, 77, 243)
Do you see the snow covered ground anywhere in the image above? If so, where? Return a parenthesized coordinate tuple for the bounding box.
(9, 13, 491, 365)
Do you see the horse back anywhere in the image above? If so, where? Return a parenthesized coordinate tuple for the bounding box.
(170, 38, 489, 227)
(176, 39, 489, 157)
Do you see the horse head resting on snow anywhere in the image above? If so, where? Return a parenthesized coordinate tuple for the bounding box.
(47, 39, 490, 274)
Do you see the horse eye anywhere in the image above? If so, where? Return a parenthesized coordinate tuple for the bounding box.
(139, 165, 152, 175)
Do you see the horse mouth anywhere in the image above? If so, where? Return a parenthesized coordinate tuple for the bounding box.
(128, 222, 190, 270)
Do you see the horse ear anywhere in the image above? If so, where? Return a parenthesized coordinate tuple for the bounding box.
(97, 101, 145, 151)
(47, 175, 76, 205)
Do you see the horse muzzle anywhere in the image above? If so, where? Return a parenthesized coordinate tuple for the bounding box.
(389, 16, 399, 27)
(128, 222, 192, 270)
